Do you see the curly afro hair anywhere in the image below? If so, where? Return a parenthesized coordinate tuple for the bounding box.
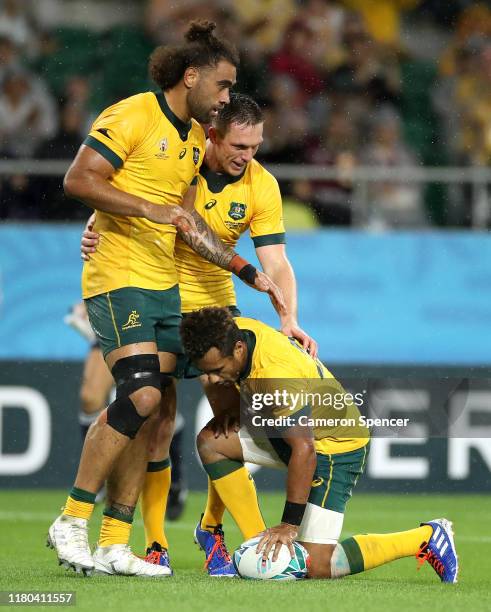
(149, 20, 239, 91)
(180, 307, 242, 362)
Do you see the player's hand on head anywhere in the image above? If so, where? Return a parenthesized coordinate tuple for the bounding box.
(281, 323, 318, 360)
(81, 214, 100, 261)
(256, 523, 298, 562)
(252, 271, 287, 315)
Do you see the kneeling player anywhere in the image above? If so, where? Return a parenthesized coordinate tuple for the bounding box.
(181, 308, 458, 583)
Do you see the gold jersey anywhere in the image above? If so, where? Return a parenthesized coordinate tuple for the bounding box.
(235, 317, 370, 455)
(175, 159, 285, 312)
(81, 92, 205, 299)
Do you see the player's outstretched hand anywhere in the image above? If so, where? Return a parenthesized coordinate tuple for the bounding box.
(281, 322, 318, 359)
(256, 523, 298, 562)
(252, 271, 287, 315)
(81, 213, 99, 261)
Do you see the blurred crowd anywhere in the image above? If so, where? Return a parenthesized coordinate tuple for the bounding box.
(0, 0, 490, 227)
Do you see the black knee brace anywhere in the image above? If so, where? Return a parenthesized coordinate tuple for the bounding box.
(107, 354, 161, 438)
(112, 354, 161, 399)
(107, 396, 147, 439)
(160, 372, 174, 390)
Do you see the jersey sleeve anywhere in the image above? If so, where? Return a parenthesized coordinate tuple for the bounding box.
(249, 169, 286, 248)
(83, 96, 151, 170)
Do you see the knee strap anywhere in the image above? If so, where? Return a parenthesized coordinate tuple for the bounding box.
(160, 372, 174, 390)
(112, 354, 161, 399)
(106, 395, 148, 439)
(107, 354, 161, 438)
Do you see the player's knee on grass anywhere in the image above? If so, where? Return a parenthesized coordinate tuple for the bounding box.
(303, 543, 335, 579)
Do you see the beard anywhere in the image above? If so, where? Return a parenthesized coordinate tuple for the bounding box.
(187, 87, 214, 124)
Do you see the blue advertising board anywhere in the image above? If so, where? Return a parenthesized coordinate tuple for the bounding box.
(1, 225, 490, 364)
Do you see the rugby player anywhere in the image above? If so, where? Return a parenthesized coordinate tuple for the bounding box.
(81, 93, 316, 576)
(180, 307, 459, 583)
(47, 22, 284, 578)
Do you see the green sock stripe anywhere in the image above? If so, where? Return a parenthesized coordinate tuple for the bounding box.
(147, 458, 171, 472)
(340, 537, 365, 574)
(70, 487, 96, 504)
(204, 459, 244, 480)
(103, 507, 134, 524)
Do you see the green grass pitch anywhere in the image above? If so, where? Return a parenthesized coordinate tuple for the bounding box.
(1, 490, 490, 611)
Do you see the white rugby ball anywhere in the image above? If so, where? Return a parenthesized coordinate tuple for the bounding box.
(233, 536, 309, 580)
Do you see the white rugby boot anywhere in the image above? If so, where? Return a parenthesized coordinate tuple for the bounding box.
(47, 514, 94, 576)
(93, 544, 173, 577)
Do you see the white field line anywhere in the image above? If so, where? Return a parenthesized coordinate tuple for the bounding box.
(0, 511, 196, 529)
(0, 512, 488, 542)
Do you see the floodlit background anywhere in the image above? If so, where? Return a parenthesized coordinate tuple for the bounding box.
(0, 3, 490, 605)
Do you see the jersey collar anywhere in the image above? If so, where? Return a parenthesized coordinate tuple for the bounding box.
(155, 92, 192, 141)
(200, 164, 246, 193)
(238, 329, 256, 381)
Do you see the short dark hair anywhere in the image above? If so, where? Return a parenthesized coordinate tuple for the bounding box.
(213, 92, 264, 136)
(149, 20, 239, 91)
(180, 307, 242, 362)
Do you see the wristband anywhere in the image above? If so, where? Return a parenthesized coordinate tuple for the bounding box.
(281, 501, 306, 526)
(229, 254, 257, 285)
(238, 264, 257, 285)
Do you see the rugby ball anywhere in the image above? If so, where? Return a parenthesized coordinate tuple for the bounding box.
(233, 536, 309, 580)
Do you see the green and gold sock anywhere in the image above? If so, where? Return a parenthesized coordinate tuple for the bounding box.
(203, 459, 265, 540)
(62, 487, 96, 521)
(141, 458, 171, 550)
(98, 507, 133, 547)
(340, 525, 433, 574)
(201, 478, 226, 532)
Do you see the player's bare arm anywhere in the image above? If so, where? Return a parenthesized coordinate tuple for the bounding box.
(64, 145, 197, 233)
(256, 244, 318, 357)
(179, 185, 236, 268)
(180, 188, 287, 312)
(257, 430, 316, 561)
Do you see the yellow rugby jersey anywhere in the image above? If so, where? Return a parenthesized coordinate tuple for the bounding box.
(175, 159, 285, 312)
(235, 317, 369, 455)
(81, 92, 205, 298)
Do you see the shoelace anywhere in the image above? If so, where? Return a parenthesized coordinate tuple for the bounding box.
(145, 550, 168, 565)
(416, 541, 445, 577)
(204, 531, 231, 569)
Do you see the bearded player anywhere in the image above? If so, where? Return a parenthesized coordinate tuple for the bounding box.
(47, 22, 284, 578)
(80, 93, 316, 575)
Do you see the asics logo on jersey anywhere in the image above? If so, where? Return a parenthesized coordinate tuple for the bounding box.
(179, 148, 187, 159)
(121, 310, 142, 330)
(204, 199, 217, 210)
(311, 477, 324, 487)
(228, 202, 247, 220)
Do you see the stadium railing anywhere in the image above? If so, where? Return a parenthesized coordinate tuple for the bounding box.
(1, 160, 490, 227)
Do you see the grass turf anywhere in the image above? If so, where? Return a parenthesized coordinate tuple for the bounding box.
(0, 491, 490, 611)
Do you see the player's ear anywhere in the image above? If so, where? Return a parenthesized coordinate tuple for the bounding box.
(234, 340, 245, 361)
(208, 126, 218, 144)
(183, 66, 199, 89)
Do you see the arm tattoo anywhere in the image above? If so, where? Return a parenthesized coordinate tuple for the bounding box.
(178, 209, 235, 270)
